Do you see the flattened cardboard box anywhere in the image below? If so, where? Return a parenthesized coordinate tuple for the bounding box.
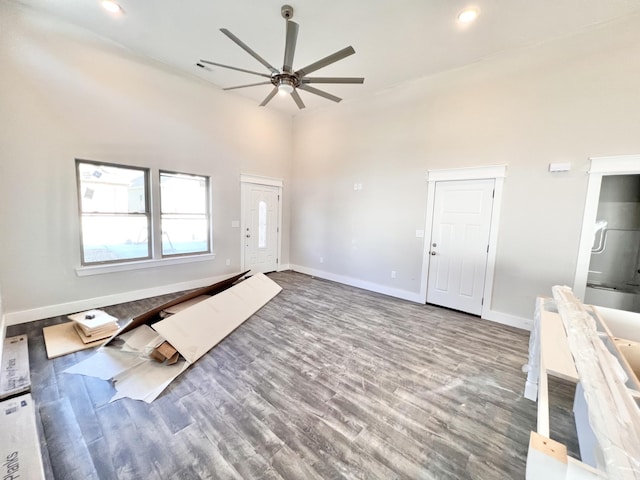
(1, 335, 30, 400)
(66, 272, 282, 402)
(0, 394, 46, 480)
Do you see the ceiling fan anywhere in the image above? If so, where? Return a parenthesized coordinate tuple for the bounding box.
(198, 4, 364, 109)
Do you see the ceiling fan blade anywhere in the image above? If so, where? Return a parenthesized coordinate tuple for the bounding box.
(282, 21, 299, 73)
(295, 46, 355, 77)
(290, 89, 306, 109)
(224, 81, 272, 91)
(301, 77, 365, 84)
(220, 28, 279, 74)
(199, 60, 271, 78)
(260, 87, 279, 107)
(298, 84, 342, 103)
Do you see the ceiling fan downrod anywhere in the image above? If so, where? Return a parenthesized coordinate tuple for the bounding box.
(281, 5, 294, 20)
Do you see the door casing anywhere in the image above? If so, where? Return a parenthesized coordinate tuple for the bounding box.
(573, 155, 640, 299)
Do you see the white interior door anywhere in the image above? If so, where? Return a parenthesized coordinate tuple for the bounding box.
(427, 179, 495, 315)
(242, 183, 279, 274)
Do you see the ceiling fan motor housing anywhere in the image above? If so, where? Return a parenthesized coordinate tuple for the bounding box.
(281, 5, 294, 20)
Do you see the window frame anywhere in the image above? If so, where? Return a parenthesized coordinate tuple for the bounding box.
(75, 159, 213, 270)
(76, 159, 152, 266)
(158, 169, 212, 259)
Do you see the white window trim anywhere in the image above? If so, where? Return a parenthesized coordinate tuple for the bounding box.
(420, 164, 507, 319)
(76, 161, 214, 272)
(573, 154, 640, 299)
(75, 252, 216, 277)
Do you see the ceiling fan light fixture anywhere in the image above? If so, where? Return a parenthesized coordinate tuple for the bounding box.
(458, 7, 479, 23)
(277, 78, 295, 95)
(101, 0, 123, 14)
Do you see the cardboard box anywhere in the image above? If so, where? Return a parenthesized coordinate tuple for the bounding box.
(0, 335, 30, 400)
(0, 394, 45, 480)
(67, 272, 282, 403)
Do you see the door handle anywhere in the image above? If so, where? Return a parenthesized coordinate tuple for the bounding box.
(430, 251, 436, 256)
(246, 234, 251, 238)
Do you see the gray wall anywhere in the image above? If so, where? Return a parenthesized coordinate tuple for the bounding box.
(0, 4, 293, 317)
(290, 12, 640, 321)
(3, 3, 640, 325)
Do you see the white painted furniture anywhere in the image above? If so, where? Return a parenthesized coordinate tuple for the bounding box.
(525, 289, 640, 479)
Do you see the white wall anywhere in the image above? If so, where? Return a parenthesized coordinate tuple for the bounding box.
(0, 4, 292, 320)
(290, 13, 640, 321)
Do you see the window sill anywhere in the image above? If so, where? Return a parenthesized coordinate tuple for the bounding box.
(75, 253, 216, 277)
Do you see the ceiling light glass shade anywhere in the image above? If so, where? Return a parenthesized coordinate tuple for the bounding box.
(277, 78, 294, 95)
(101, 1, 123, 14)
(458, 7, 479, 23)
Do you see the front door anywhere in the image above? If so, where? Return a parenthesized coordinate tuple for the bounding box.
(242, 183, 279, 274)
(427, 179, 494, 315)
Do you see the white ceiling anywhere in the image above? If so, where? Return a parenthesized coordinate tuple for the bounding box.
(12, 0, 640, 114)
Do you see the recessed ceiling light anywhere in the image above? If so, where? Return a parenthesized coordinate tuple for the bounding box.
(458, 7, 479, 23)
(101, 1, 123, 14)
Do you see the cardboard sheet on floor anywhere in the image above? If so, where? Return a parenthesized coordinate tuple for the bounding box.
(153, 272, 283, 364)
(161, 295, 210, 316)
(43, 322, 106, 359)
(0, 394, 46, 479)
(65, 273, 281, 402)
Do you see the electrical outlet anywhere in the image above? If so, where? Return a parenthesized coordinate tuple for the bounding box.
(391, 271, 396, 279)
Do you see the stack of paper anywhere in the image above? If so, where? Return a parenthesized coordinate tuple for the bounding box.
(68, 310, 119, 344)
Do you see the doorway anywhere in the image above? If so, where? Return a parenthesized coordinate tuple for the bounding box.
(240, 176, 282, 275)
(574, 155, 640, 311)
(420, 165, 506, 318)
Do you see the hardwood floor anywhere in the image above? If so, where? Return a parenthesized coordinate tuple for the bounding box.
(6, 271, 578, 479)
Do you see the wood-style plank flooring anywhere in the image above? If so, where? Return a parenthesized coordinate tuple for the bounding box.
(7, 271, 579, 479)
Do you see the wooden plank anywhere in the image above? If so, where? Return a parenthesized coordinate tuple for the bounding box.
(615, 338, 640, 379)
(589, 306, 640, 394)
(42, 322, 105, 359)
(526, 432, 567, 480)
(540, 310, 578, 383)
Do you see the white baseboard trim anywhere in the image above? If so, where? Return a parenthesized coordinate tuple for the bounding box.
(482, 309, 532, 331)
(277, 263, 291, 272)
(5, 271, 243, 326)
(291, 264, 532, 330)
(289, 264, 423, 303)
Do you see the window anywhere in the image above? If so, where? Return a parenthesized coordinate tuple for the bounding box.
(258, 200, 267, 249)
(76, 160, 211, 266)
(77, 160, 150, 265)
(160, 171, 210, 256)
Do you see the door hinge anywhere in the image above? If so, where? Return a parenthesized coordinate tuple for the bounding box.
(481, 298, 484, 305)
(487, 245, 489, 253)
(492, 189, 495, 198)
(278, 194, 280, 201)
